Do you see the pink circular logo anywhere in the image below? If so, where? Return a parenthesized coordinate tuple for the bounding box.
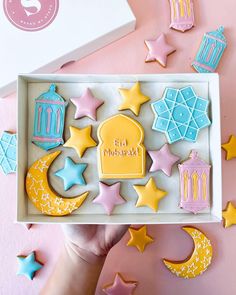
(3, 0, 59, 32)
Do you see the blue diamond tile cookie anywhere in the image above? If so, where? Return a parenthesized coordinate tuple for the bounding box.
(151, 86, 211, 143)
(0, 131, 17, 175)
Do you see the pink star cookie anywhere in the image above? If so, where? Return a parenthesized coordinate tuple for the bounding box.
(92, 182, 126, 215)
(70, 88, 104, 121)
(148, 144, 180, 176)
(103, 273, 137, 295)
(145, 33, 176, 67)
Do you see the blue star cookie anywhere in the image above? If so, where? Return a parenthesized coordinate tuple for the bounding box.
(17, 251, 43, 280)
(54, 157, 87, 191)
(0, 131, 17, 175)
(151, 86, 211, 143)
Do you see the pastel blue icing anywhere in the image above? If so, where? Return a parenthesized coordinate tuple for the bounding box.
(0, 132, 17, 175)
(54, 157, 87, 191)
(17, 252, 43, 280)
(151, 86, 211, 143)
(192, 26, 227, 73)
(32, 84, 67, 151)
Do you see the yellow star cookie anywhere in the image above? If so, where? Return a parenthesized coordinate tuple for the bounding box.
(222, 135, 236, 160)
(118, 82, 150, 116)
(64, 125, 97, 157)
(127, 225, 154, 252)
(222, 201, 236, 228)
(133, 177, 167, 212)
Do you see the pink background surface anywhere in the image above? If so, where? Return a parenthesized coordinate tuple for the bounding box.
(0, 0, 236, 294)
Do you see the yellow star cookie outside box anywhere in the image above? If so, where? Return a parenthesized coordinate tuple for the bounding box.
(222, 135, 236, 160)
(118, 82, 150, 116)
(222, 201, 236, 228)
(127, 225, 154, 253)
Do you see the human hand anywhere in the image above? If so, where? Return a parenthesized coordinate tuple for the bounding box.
(62, 224, 129, 264)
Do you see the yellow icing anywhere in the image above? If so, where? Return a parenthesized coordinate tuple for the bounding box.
(222, 202, 236, 228)
(222, 135, 236, 160)
(127, 225, 154, 253)
(183, 171, 188, 200)
(179, 0, 184, 17)
(186, 0, 191, 16)
(97, 114, 146, 179)
(163, 227, 213, 279)
(202, 172, 207, 200)
(172, 0, 176, 18)
(26, 151, 88, 216)
(192, 172, 198, 201)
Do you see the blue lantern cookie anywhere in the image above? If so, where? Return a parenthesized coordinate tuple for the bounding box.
(151, 86, 211, 144)
(192, 26, 227, 73)
(32, 84, 67, 151)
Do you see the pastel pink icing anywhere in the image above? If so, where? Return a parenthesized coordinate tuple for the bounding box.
(169, 0, 194, 32)
(103, 273, 137, 295)
(92, 182, 126, 215)
(148, 144, 180, 176)
(70, 88, 104, 121)
(145, 33, 176, 67)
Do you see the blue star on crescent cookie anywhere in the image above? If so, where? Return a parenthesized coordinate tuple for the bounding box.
(0, 131, 17, 175)
(151, 86, 211, 143)
(54, 157, 87, 191)
(17, 251, 43, 280)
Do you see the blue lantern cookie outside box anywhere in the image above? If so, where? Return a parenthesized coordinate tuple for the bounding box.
(32, 84, 67, 151)
(192, 26, 227, 73)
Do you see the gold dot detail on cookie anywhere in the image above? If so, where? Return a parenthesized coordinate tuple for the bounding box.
(97, 114, 146, 179)
(26, 151, 89, 216)
(163, 226, 213, 279)
(127, 225, 154, 253)
(64, 125, 97, 158)
(118, 82, 150, 116)
(133, 177, 167, 212)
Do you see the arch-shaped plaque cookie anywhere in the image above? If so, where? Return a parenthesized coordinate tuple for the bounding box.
(97, 114, 146, 179)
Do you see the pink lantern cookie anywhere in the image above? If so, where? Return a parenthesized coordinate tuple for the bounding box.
(169, 0, 194, 32)
(178, 151, 211, 214)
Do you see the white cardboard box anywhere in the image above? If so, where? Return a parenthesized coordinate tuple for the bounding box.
(0, 1, 135, 97)
(17, 73, 222, 224)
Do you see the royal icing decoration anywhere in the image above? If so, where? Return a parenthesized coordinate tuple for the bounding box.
(103, 273, 137, 295)
(17, 251, 43, 280)
(222, 201, 236, 228)
(192, 26, 227, 73)
(92, 182, 126, 215)
(163, 227, 213, 279)
(97, 114, 146, 179)
(118, 82, 150, 116)
(0, 131, 17, 175)
(64, 125, 97, 158)
(151, 86, 211, 143)
(70, 88, 104, 121)
(169, 0, 194, 32)
(145, 33, 176, 67)
(178, 151, 211, 214)
(32, 84, 67, 151)
(26, 151, 89, 216)
(148, 143, 180, 176)
(127, 225, 154, 253)
(54, 157, 87, 191)
(222, 135, 236, 160)
(133, 177, 167, 212)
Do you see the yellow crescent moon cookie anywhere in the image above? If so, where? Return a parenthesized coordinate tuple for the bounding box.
(163, 226, 213, 279)
(26, 151, 89, 216)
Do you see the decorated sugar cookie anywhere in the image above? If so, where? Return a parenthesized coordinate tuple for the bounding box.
(17, 251, 43, 280)
(169, 0, 194, 32)
(133, 177, 167, 212)
(103, 273, 137, 295)
(32, 84, 67, 151)
(151, 86, 211, 143)
(118, 82, 150, 116)
(148, 143, 180, 176)
(97, 114, 146, 179)
(192, 26, 227, 73)
(92, 182, 126, 215)
(178, 151, 211, 214)
(222, 135, 236, 160)
(163, 226, 213, 279)
(0, 131, 17, 175)
(26, 151, 89, 216)
(145, 33, 176, 67)
(127, 225, 154, 253)
(222, 201, 236, 228)
(70, 88, 104, 121)
(64, 125, 97, 158)
(54, 157, 87, 191)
